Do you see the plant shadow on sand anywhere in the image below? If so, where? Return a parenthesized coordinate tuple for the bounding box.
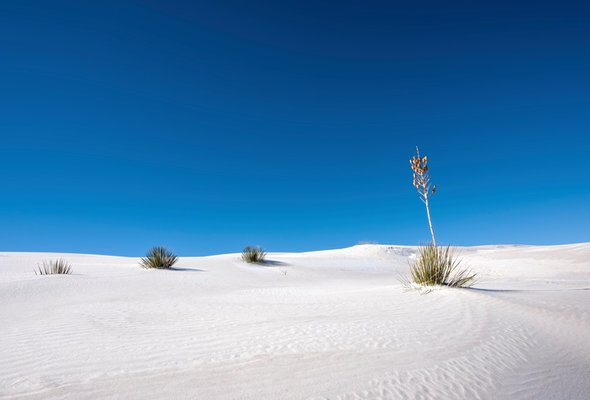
(256, 259, 290, 267)
(467, 287, 590, 293)
(168, 267, 206, 272)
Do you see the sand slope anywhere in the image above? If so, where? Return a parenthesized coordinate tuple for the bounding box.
(1, 244, 589, 399)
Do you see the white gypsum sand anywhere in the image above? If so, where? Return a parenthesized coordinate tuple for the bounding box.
(1, 243, 589, 399)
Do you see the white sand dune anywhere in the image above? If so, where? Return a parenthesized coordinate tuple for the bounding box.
(1, 243, 589, 399)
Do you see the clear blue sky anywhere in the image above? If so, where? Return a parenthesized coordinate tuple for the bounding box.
(1, 1, 589, 256)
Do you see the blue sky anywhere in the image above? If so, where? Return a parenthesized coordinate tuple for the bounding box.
(1, 1, 589, 256)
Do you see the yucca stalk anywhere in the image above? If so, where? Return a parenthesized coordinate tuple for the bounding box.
(35, 259, 72, 275)
(410, 244, 476, 287)
(140, 246, 178, 269)
(410, 147, 437, 246)
(241, 246, 266, 264)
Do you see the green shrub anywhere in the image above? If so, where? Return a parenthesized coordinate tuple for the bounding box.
(241, 246, 266, 264)
(140, 246, 178, 269)
(409, 244, 476, 287)
(35, 259, 72, 275)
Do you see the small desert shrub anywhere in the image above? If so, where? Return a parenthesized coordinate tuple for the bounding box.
(35, 259, 72, 275)
(241, 246, 266, 264)
(140, 246, 178, 269)
(409, 244, 476, 287)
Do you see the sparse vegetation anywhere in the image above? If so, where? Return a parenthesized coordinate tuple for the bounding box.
(409, 244, 476, 287)
(140, 246, 178, 269)
(408, 149, 476, 288)
(35, 259, 72, 275)
(241, 246, 266, 264)
(410, 147, 437, 246)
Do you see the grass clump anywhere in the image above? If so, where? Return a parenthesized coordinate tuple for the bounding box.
(35, 259, 72, 275)
(409, 244, 476, 288)
(241, 246, 266, 264)
(140, 246, 178, 269)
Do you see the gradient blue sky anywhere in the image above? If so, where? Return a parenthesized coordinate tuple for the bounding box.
(1, 0, 589, 256)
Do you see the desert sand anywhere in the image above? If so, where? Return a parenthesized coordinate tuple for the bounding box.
(1, 243, 589, 399)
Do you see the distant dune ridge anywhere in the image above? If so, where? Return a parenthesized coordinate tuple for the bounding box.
(1, 243, 589, 399)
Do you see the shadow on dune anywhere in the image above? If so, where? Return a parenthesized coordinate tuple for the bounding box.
(261, 259, 289, 266)
(468, 287, 589, 293)
(170, 267, 206, 272)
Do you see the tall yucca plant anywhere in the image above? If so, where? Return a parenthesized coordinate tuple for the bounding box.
(407, 148, 476, 288)
(35, 259, 72, 275)
(140, 246, 178, 269)
(409, 244, 476, 287)
(410, 147, 437, 246)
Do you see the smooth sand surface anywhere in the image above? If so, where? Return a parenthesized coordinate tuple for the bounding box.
(1, 243, 589, 399)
